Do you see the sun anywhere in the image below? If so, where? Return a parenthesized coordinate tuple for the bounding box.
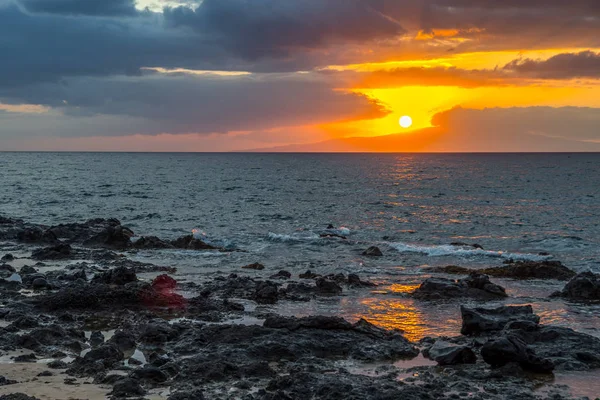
(399, 115, 413, 129)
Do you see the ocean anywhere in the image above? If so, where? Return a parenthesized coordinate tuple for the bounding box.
(1, 152, 599, 340)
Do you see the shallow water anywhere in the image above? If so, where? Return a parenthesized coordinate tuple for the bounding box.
(1, 152, 600, 340)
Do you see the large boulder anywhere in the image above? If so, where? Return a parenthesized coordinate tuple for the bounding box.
(362, 246, 383, 257)
(435, 260, 576, 281)
(461, 305, 540, 335)
(83, 225, 134, 249)
(91, 266, 137, 285)
(412, 273, 506, 300)
(425, 340, 477, 366)
(481, 335, 554, 373)
(132, 236, 174, 249)
(552, 272, 600, 300)
(171, 235, 218, 250)
(31, 243, 72, 260)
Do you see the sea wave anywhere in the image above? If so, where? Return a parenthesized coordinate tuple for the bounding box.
(267, 232, 320, 243)
(387, 242, 551, 261)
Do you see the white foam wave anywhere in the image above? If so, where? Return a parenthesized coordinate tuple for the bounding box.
(268, 232, 320, 243)
(388, 242, 551, 261)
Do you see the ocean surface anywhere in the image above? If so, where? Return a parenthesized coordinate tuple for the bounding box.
(1, 152, 599, 341)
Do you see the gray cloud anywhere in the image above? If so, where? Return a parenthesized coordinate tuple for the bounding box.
(163, 0, 405, 60)
(504, 51, 600, 80)
(19, 0, 137, 16)
(0, 72, 388, 136)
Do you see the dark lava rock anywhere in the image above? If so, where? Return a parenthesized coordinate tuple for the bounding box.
(242, 262, 265, 271)
(316, 278, 343, 295)
(482, 335, 554, 373)
(139, 322, 178, 345)
(269, 270, 291, 280)
(130, 365, 169, 383)
(132, 236, 174, 249)
(31, 243, 72, 261)
(435, 260, 575, 281)
(37, 281, 150, 311)
(89, 331, 105, 347)
(167, 389, 206, 400)
(19, 265, 37, 275)
(91, 266, 137, 285)
(48, 218, 122, 242)
(347, 274, 376, 288)
(173, 316, 418, 381)
(0, 376, 17, 386)
(16, 227, 58, 244)
(108, 330, 137, 353)
(11, 316, 38, 330)
(362, 246, 383, 257)
(254, 281, 279, 304)
(83, 225, 134, 250)
(0, 394, 40, 400)
(299, 270, 319, 279)
(31, 278, 49, 290)
(171, 235, 217, 250)
(152, 274, 177, 290)
(503, 323, 600, 371)
(0, 264, 16, 273)
(110, 378, 146, 397)
(48, 360, 68, 369)
(1, 254, 14, 262)
(552, 271, 600, 300)
(461, 305, 540, 336)
(425, 340, 477, 366)
(83, 344, 124, 365)
(412, 273, 506, 300)
(13, 353, 36, 362)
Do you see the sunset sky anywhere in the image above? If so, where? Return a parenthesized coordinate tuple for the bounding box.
(1, 0, 600, 151)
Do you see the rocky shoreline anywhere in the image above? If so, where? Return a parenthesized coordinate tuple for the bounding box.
(0, 216, 599, 399)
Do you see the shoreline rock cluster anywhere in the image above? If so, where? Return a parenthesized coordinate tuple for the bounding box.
(0, 215, 599, 399)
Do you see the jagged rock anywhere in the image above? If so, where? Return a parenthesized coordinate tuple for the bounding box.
(130, 366, 169, 383)
(108, 330, 137, 353)
(242, 262, 265, 270)
(481, 335, 554, 373)
(132, 236, 174, 249)
(91, 266, 137, 285)
(552, 271, 600, 300)
(31, 278, 49, 290)
(316, 278, 343, 295)
(362, 246, 383, 257)
(254, 281, 279, 304)
(89, 331, 105, 347)
(347, 274, 376, 288)
(31, 243, 72, 260)
(299, 270, 319, 279)
(83, 225, 134, 250)
(461, 305, 540, 335)
(16, 227, 58, 244)
(1, 254, 14, 262)
(269, 270, 291, 280)
(412, 273, 506, 300)
(425, 340, 477, 366)
(171, 235, 217, 250)
(110, 378, 146, 397)
(435, 260, 575, 281)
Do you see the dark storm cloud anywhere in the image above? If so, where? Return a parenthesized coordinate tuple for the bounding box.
(19, 0, 137, 16)
(0, 73, 389, 136)
(504, 51, 600, 80)
(163, 0, 405, 59)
